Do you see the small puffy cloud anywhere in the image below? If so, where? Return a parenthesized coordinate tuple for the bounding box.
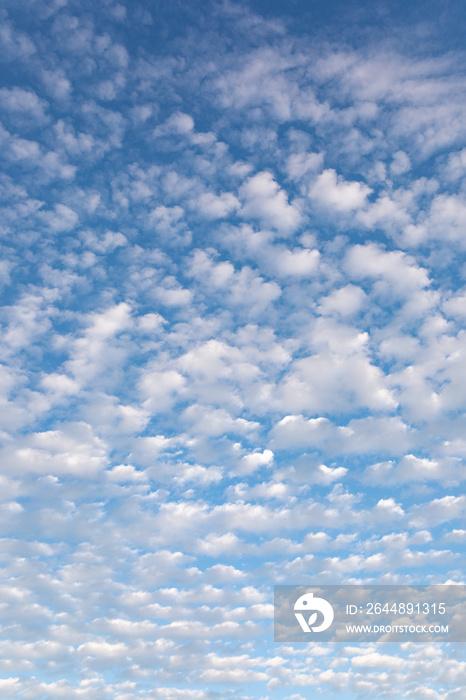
(84, 230, 128, 253)
(301, 463, 347, 486)
(139, 368, 186, 412)
(372, 498, 404, 522)
(245, 480, 290, 500)
(154, 282, 193, 306)
(154, 111, 194, 137)
(182, 404, 259, 437)
(8, 135, 40, 160)
(96, 77, 124, 102)
(390, 150, 411, 176)
(199, 668, 268, 684)
(266, 246, 320, 277)
(275, 323, 397, 415)
(351, 652, 405, 669)
(147, 689, 207, 700)
(174, 464, 223, 486)
(0, 19, 36, 61)
(65, 302, 133, 385)
(285, 151, 324, 181)
(40, 373, 80, 396)
(409, 495, 466, 529)
(149, 205, 189, 244)
(271, 415, 333, 450)
(187, 249, 281, 313)
(186, 249, 235, 287)
(270, 449, 348, 484)
(345, 242, 430, 294)
(41, 68, 71, 99)
(356, 194, 411, 232)
(194, 532, 242, 557)
(443, 529, 466, 543)
(205, 563, 245, 582)
(236, 448, 274, 475)
(0, 87, 47, 121)
(445, 147, 466, 180)
(317, 284, 366, 316)
(195, 191, 240, 219)
(77, 641, 128, 659)
(1, 422, 108, 476)
(309, 169, 371, 211)
(240, 171, 301, 233)
(83, 393, 151, 436)
(107, 464, 147, 482)
(42, 203, 79, 232)
(213, 47, 295, 121)
(129, 435, 177, 466)
(428, 194, 466, 242)
(364, 454, 465, 485)
(54, 119, 96, 156)
(137, 312, 166, 332)
(85, 302, 133, 339)
(443, 289, 466, 319)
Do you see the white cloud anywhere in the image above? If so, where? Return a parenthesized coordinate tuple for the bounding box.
(187, 249, 281, 313)
(40, 373, 80, 396)
(194, 532, 242, 557)
(154, 111, 195, 136)
(65, 302, 133, 385)
(309, 169, 371, 211)
(195, 191, 240, 219)
(0, 87, 47, 120)
(154, 282, 193, 306)
(174, 464, 223, 486)
(268, 246, 320, 277)
(443, 289, 466, 319)
(43, 203, 79, 232)
(285, 151, 324, 181)
(364, 454, 465, 485)
(42, 68, 71, 99)
(274, 320, 397, 415)
(271, 415, 333, 450)
(445, 147, 466, 180)
(236, 448, 274, 475)
(345, 242, 430, 294)
(390, 150, 411, 176)
(139, 368, 186, 412)
(149, 205, 190, 244)
(317, 284, 366, 316)
(77, 640, 128, 659)
(239, 171, 301, 233)
(408, 496, 466, 529)
(107, 464, 147, 482)
(83, 230, 127, 253)
(182, 404, 259, 437)
(428, 194, 466, 242)
(356, 193, 411, 233)
(351, 652, 405, 669)
(1, 422, 108, 476)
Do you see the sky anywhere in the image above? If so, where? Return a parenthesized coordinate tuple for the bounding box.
(0, 0, 466, 697)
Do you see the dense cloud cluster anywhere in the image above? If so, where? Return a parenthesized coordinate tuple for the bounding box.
(1, 0, 466, 697)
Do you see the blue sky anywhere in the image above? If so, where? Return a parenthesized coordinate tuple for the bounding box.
(0, 0, 466, 697)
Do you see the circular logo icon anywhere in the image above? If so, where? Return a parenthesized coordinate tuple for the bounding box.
(294, 592, 334, 632)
